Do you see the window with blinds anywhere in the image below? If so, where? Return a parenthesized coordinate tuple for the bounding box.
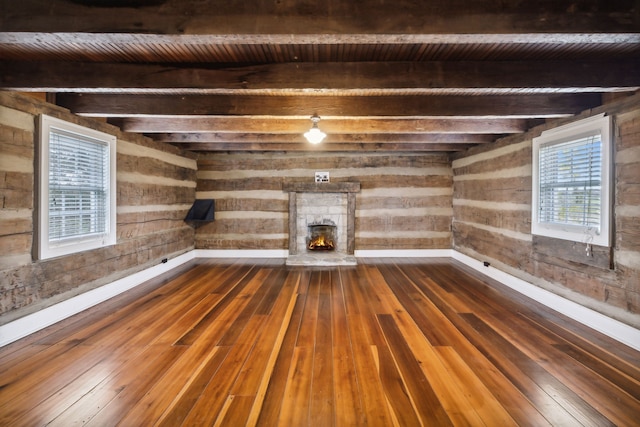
(38, 115, 116, 260)
(532, 114, 612, 247)
(49, 130, 109, 242)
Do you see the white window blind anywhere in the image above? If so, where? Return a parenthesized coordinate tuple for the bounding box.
(38, 114, 116, 260)
(531, 113, 611, 247)
(538, 134, 602, 231)
(48, 130, 110, 242)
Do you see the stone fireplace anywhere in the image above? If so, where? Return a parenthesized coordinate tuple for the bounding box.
(283, 182, 360, 266)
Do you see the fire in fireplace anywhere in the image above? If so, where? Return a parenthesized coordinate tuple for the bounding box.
(307, 223, 336, 251)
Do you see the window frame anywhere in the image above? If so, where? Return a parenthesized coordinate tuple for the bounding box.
(531, 113, 612, 247)
(37, 114, 117, 260)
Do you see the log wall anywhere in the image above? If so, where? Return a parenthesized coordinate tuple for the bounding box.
(452, 93, 640, 327)
(196, 152, 452, 250)
(0, 92, 197, 323)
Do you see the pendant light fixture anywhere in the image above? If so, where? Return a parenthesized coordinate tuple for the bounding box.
(304, 114, 326, 144)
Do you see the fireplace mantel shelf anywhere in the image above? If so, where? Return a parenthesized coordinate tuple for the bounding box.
(282, 182, 360, 193)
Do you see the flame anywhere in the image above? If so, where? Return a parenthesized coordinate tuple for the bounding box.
(308, 234, 335, 250)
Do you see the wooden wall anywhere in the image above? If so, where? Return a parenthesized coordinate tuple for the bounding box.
(5, 88, 636, 331)
(452, 93, 640, 327)
(0, 92, 197, 323)
(196, 152, 452, 251)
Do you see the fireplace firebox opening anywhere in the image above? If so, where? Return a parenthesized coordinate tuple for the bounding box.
(307, 222, 337, 251)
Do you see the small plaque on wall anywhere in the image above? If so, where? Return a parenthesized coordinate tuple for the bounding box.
(315, 171, 330, 183)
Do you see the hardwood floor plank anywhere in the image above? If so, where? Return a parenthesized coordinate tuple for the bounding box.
(255, 267, 290, 315)
(30, 261, 207, 347)
(0, 259, 637, 426)
(310, 278, 335, 425)
(43, 264, 226, 349)
(360, 265, 396, 314)
(0, 342, 117, 419)
(278, 346, 314, 426)
(332, 345, 365, 426)
(52, 345, 185, 427)
(338, 268, 362, 316)
(555, 343, 640, 400)
(295, 270, 321, 348)
(127, 264, 260, 424)
(362, 263, 485, 424)
(214, 395, 255, 427)
(347, 267, 389, 346)
(255, 294, 307, 426)
(245, 273, 300, 425)
(331, 269, 350, 348)
(391, 309, 489, 427)
(346, 315, 397, 425)
(153, 346, 231, 427)
(0, 341, 78, 394)
(232, 270, 298, 388)
(550, 344, 640, 426)
(380, 265, 516, 426)
(377, 263, 457, 346)
(400, 262, 555, 426)
(152, 292, 229, 345)
(331, 269, 366, 426)
(375, 343, 422, 426)
(231, 271, 299, 397)
(522, 306, 640, 382)
(377, 314, 454, 426)
(460, 294, 640, 425)
(2, 344, 147, 426)
(218, 269, 280, 346)
(174, 265, 260, 345)
(460, 312, 615, 426)
(0, 343, 48, 375)
(180, 315, 268, 425)
(129, 290, 243, 419)
(344, 267, 403, 424)
(434, 346, 519, 426)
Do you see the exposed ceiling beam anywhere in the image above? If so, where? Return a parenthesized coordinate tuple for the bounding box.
(113, 117, 530, 134)
(1, 0, 638, 35)
(59, 94, 600, 118)
(3, 60, 639, 94)
(2, 1, 636, 154)
(173, 142, 476, 152)
(2, 33, 639, 46)
(151, 133, 497, 144)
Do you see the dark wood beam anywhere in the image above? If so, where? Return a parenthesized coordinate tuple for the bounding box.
(3, 60, 639, 93)
(173, 142, 475, 152)
(151, 133, 497, 144)
(1, 0, 638, 35)
(113, 117, 529, 134)
(60, 94, 600, 118)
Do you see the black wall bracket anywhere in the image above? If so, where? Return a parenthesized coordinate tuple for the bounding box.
(185, 199, 215, 227)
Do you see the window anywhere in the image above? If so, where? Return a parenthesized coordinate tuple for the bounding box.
(532, 113, 612, 247)
(38, 114, 116, 259)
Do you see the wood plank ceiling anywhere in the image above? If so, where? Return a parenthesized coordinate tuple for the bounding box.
(1, 0, 639, 153)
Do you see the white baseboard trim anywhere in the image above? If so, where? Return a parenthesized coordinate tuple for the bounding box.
(355, 249, 453, 258)
(0, 251, 195, 347)
(452, 250, 640, 352)
(3, 248, 638, 352)
(193, 249, 289, 258)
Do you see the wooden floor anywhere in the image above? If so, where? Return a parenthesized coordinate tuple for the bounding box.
(0, 258, 639, 426)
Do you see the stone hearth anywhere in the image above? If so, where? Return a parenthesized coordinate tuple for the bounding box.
(283, 182, 360, 266)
